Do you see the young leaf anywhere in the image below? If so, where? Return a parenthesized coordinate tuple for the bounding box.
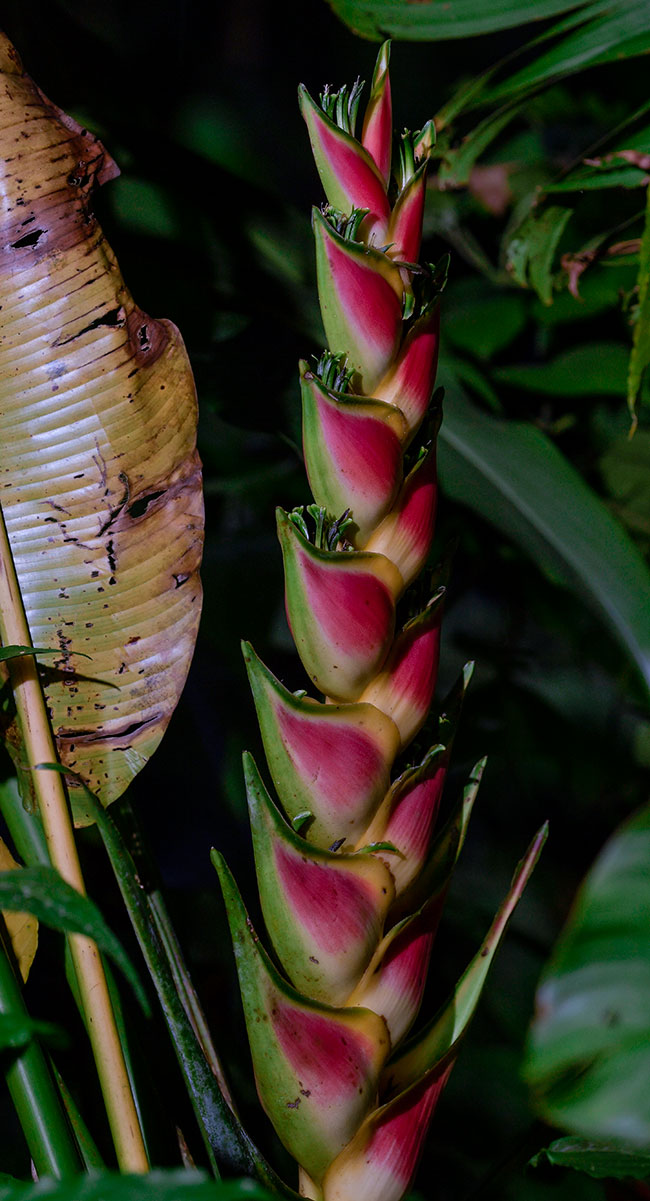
(0, 36, 203, 822)
(505, 206, 572, 304)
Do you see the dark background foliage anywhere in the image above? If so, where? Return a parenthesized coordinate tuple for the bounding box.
(1, 2, 649, 1198)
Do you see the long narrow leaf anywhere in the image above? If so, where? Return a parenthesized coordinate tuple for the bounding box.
(326, 0, 592, 42)
(438, 370, 650, 693)
(0, 867, 148, 1015)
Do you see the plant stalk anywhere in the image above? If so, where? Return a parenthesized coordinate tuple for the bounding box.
(0, 929, 80, 1178)
(0, 503, 149, 1174)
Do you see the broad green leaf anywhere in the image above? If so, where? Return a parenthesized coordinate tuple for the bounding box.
(325, 0, 591, 42)
(505, 206, 572, 304)
(0, 1172, 275, 1201)
(0, 865, 148, 1015)
(438, 371, 650, 692)
(494, 343, 630, 396)
(627, 183, 650, 425)
(0, 37, 203, 823)
(531, 1136, 650, 1180)
(525, 803, 650, 1146)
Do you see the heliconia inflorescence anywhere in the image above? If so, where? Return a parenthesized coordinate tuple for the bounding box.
(213, 43, 546, 1201)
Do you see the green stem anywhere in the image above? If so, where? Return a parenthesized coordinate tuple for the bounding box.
(0, 933, 80, 1177)
(116, 797, 233, 1110)
(0, 503, 148, 1173)
(93, 796, 298, 1197)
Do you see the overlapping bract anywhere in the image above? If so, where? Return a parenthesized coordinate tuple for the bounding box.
(215, 46, 544, 1201)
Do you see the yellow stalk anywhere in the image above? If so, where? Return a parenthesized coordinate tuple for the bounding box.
(0, 504, 149, 1174)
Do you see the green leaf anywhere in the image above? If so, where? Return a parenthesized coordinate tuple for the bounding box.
(0, 646, 90, 663)
(627, 182, 650, 425)
(599, 430, 650, 537)
(0, 1013, 63, 1052)
(531, 1136, 650, 1180)
(444, 282, 528, 361)
(0, 865, 149, 1016)
(325, 0, 591, 42)
(438, 104, 522, 189)
(438, 370, 650, 693)
(545, 166, 649, 193)
(505, 206, 572, 304)
(494, 343, 630, 396)
(384, 823, 547, 1093)
(90, 789, 289, 1191)
(525, 803, 650, 1146)
(0, 1171, 275, 1200)
(485, 0, 650, 105)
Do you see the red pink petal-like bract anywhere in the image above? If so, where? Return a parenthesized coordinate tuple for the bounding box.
(212, 44, 546, 1201)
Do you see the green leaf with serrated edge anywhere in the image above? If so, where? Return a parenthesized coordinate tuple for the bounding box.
(383, 823, 547, 1096)
(0, 646, 91, 663)
(438, 371, 650, 694)
(244, 752, 394, 1006)
(0, 854, 149, 1017)
(627, 182, 650, 426)
(389, 756, 484, 922)
(525, 803, 650, 1147)
(0, 1170, 276, 1200)
(243, 642, 399, 849)
(325, 0, 591, 41)
(531, 1136, 650, 1180)
(212, 852, 390, 1185)
(506, 207, 572, 304)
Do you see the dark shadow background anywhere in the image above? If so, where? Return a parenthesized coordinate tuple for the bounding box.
(1, 2, 649, 1198)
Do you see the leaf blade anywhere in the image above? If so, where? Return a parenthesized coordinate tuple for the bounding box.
(438, 370, 650, 693)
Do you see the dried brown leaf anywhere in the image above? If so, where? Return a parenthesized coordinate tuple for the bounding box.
(0, 35, 204, 823)
(0, 838, 38, 982)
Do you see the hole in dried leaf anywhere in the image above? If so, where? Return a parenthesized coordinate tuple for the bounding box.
(11, 228, 44, 249)
(127, 490, 165, 519)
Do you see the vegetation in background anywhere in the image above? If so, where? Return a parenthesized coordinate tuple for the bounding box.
(0, 1, 648, 1198)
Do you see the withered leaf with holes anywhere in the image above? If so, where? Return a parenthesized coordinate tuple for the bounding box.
(0, 34, 203, 823)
